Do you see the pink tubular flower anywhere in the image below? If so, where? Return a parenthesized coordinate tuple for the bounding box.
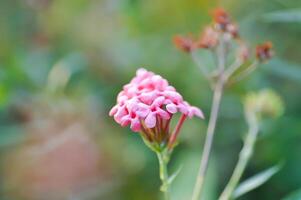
(109, 68, 204, 149)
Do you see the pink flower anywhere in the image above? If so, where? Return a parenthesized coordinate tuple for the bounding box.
(109, 68, 204, 149)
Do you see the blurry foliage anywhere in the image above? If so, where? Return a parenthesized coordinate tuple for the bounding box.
(283, 188, 301, 200)
(262, 9, 301, 23)
(233, 163, 282, 199)
(0, 0, 300, 199)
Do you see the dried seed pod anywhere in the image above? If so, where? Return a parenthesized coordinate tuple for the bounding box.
(173, 35, 196, 53)
(256, 42, 273, 62)
(197, 26, 219, 49)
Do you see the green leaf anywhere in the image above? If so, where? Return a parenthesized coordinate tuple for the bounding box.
(282, 188, 301, 200)
(168, 165, 182, 185)
(233, 164, 282, 198)
(141, 136, 158, 152)
(262, 9, 301, 23)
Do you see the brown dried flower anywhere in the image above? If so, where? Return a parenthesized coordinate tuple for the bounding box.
(173, 35, 196, 53)
(226, 23, 239, 38)
(197, 26, 219, 49)
(256, 42, 273, 62)
(212, 8, 230, 30)
(212, 8, 239, 39)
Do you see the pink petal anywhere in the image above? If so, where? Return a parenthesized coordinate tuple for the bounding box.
(160, 80, 168, 90)
(127, 86, 138, 96)
(140, 78, 152, 87)
(164, 91, 183, 102)
(130, 118, 141, 132)
(120, 116, 131, 126)
(109, 105, 119, 116)
(136, 68, 148, 78)
(152, 96, 165, 107)
(126, 98, 139, 111)
(137, 68, 147, 74)
(177, 104, 189, 115)
(139, 92, 156, 105)
(188, 107, 204, 119)
(151, 75, 168, 90)
(136, 104, 150, 118)
(166, 104, 177, 114)
(166, 86, 175, 91)
(156, 108, 170, 120)
(117, 92, 128, 103)
(114, 106, 128, 123)
(164, 99, 173, 104)
(145, 112, 156, 128)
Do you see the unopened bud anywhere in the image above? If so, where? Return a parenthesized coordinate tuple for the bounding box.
(256, 42, 273, 62)
(212, 8, 230, 30)
(197, 26, 219, 49)
(173, 35, 195, 53)
(226, 23, 239, 38)
(244, 89, 284, 119)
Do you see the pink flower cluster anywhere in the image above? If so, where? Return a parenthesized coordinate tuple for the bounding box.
(109, 68, 204, 132)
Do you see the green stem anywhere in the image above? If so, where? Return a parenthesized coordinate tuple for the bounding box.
(231, 61, 258, 83)
(157, 151, 171, 200)
(191, 34, 227, 200)
(191, 76, 224, 200)
(219, 113, 259, 200)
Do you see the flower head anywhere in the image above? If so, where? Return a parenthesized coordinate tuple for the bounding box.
(244, 89, 284, 119)
(225, 23, 239, 38)
(109, 68, 204, 149)
(256, 41, 273, 62)
(197, 26, 219, 49)
(173, 35, 196, 53)
(212, 8, 239, 39)
(212, 8, 230, 29)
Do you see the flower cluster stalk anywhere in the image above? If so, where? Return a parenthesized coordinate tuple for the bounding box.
(157, 151, 171, 200)
(192, 31, 228, 200)
(219, 112, 259, 200)
(192, 69, 225, 200)
(168, 7, 274, 200)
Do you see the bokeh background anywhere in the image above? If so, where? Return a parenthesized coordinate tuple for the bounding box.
(0, 0, 301, 199)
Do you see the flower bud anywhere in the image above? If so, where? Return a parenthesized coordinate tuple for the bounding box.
(226, 23, 239, 38)
(212, 8, 240, 40)
(173, 35, 196, 53)
(197, 26, 219, 49)
(212, 8, 230, 30)
(256, 42, 273, 62)
(109, 68, 204, 151)
(244, 89, 284, 119)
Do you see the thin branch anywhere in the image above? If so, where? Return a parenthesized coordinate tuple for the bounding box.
(231, 61, 258, 83)
(168, 114, 187, 150)
(217, 35, 226, 72)
(191, 76, 225, 200)
(157, 151, 171, 200)
(191, 51, 211, 76)
(191, 33, 228, 200)
(219, 112, 259, 200)
(224, 59, 243, 81)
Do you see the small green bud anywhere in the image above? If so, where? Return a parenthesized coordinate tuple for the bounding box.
(244, 89, 284, 119)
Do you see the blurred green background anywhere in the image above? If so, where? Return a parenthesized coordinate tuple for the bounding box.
(0, 0, 301, 199)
